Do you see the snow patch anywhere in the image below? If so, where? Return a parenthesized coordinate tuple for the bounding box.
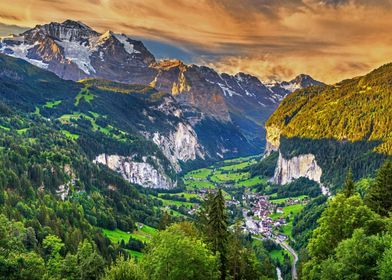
(0, 42, 49, 69)
(57, 40, 96, 74)
(281, 82, 301, 92)
(219, 83, 239, 97)
(114, 34, 141, 55)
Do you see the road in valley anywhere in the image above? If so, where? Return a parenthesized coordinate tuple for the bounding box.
(252, 234, 298, 279)
(275, 239, 298, 280)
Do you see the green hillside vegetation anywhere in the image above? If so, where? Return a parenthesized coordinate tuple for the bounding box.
(81, 78, 156, 95)
(44, 100, 62, 108)
(101, 192, 276, 280)
(103, 224, 157, 245)
(266, 63, 392, 187)
(0, 54, 178, 182)
(74, 85, 95, 106)
(0, 101, 172, 278)
(298, 161, 392, 279)
(267, 63, 392, 155)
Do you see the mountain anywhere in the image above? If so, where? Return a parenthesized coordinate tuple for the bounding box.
(264, 63, 391, 190)
(0, 20, 155, 81)
(0, 53, 258, 189)
(0, 20, 323, 152)
(266, 74, 325, 96)
(280, 74, 325, 91)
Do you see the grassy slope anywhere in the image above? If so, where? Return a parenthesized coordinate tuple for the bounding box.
(103, 224, 158, 244)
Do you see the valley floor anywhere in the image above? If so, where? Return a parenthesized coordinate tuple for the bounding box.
(104, 154, 306, 279)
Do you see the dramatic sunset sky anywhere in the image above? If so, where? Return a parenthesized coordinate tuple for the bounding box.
(1, 0, 392, 83)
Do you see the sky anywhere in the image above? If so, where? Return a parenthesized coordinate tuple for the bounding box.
(1, 0, 392, 83)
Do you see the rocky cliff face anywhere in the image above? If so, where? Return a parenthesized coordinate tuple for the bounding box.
(150, 60, 232, 122)
(273, 152, 322, 185)
(272, 152, 331, 195)
(94, 154, 176, 189)
(151, 122, 205, 171)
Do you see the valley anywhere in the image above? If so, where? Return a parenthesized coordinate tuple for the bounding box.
(0, 11, 391, 280)
(102, 154, 312, 278)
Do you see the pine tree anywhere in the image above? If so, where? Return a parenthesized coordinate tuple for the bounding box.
(343, 168, 355, 197)
(197, 190, 214, 237)
(365, 160, 392, 216)
(208, 189, 228, 280)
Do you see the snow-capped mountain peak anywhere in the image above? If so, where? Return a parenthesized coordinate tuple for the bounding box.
(0, 20, 155, 80)
(25, 20, 99, 42)
(280, 74, 325, 91)
(0, 19, 325, 140)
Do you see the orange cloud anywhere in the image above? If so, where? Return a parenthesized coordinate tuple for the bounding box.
(1, 0, 392, 83)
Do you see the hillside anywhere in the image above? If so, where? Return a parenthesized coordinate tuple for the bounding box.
(265, 63, 392, 188)
(0, 54, 265, 188)
(0, 92, 168, 274)
(0, 20, 323, 152)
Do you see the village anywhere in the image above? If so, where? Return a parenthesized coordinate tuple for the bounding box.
(218, 189, 308, 243)
(181, 185, 308, 242)
(241, 191, 308, 240)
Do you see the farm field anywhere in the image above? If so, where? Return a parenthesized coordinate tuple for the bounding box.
(103, 223, 158, 258)
(183, 154, 263, 191)
(151, 155, 263, 217)
(270, 195, 308, 204)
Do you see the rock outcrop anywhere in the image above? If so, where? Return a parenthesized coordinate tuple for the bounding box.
(151, 122, 205, 171)
(273, 152, 322, 185)
(94, 154, 176, 189)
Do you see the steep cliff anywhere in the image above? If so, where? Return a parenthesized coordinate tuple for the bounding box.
(272, 152, 332, 195)
(265, 125, 282, 155)
(94, 154, 176, 189)
(273, 152, 322, 185)
(151, 122, 205, 171)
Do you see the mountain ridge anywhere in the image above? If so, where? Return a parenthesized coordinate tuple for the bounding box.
(0, 53, 262, 188)
(0, 19, 324, 151)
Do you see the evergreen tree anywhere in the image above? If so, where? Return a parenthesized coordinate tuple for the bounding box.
(43, 234, 65, 279)
(197, 190, 214, 237)
(343, 168, 355, 197)
(208, 189, 228, 280)
(378, 245, 392, 280)
(365, 160, 392, 216)
(227, 222, 264, 280)
(77, 240, 105, 280)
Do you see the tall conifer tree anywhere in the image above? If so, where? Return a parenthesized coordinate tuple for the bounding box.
(365, 160, 392, 216)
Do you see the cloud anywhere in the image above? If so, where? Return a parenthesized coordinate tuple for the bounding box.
(0, 0, 392, 82)
(0, 22, 28, 36)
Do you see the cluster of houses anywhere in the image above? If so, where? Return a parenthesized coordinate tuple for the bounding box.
(240, 193, 281, 238)
(188, 188, 210, 199)
(242, 192, 307, 240)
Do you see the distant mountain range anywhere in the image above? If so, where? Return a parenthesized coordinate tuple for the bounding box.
(0, 19, 324, 154)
